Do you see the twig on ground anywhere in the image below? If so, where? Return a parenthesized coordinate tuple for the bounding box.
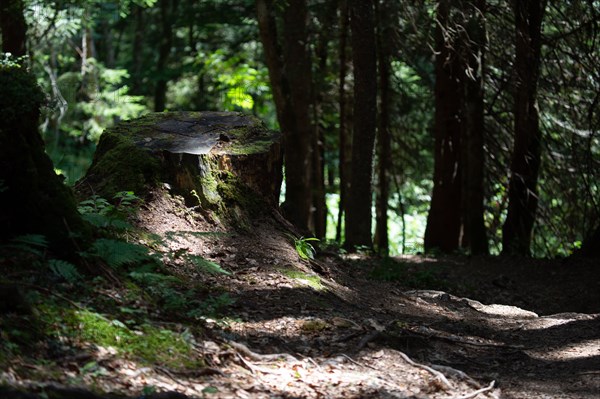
(390, 349, 453, 391)
(431, 364, 481, 388)
(228, 340, 298, 363)
(340, 354, 379, 370)
(452, 380, 496, 399)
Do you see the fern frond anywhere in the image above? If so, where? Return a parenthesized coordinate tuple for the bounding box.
(188, 255, 231, 275)
(11, 234, 48, 248)
(91, 239, 152, 268)
(48, 259, 82, 283)
(5, 234, 48, 257)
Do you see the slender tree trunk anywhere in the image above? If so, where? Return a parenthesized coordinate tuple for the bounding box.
(0, 0, 26, 57)
(579, 224, 600, 257)
(336, 0, 350, 242)
(154, 0, 177, 112)
(374, 0, 392, 256)
(256, 0, 313, 232)
(131, 5, 145, 94)
(502, 0, 546, 256)
(310, 2, 336, 239)
(344, 0, 377, 250)
(424, 0, 463, 253)
(460, 0, 489, 255)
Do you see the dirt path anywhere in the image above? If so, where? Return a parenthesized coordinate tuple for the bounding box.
(4, 191, 597, 399)
(122, 190, 599, 398)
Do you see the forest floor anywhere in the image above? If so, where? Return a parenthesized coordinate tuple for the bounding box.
(1, 189, 599, 399)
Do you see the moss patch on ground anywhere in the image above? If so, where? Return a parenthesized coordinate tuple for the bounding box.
(279, 268, 325, 291)
(41, 305, 201, 369)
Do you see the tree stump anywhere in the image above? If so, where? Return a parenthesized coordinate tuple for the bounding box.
(78, 112, 283, 221)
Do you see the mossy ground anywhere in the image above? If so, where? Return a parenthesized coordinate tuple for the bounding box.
(278, 268, 325, 291)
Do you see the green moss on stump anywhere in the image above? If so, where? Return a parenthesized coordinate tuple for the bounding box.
(79, 112, 283, 225)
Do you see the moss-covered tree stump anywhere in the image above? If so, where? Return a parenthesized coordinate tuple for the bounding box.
(79, 112, 283, 222)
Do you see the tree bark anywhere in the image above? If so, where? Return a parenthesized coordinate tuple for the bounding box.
(310, 2, 337, 239)
(374, 0, 393, 256)
(131, 5, 145, 94)
(0, 67, 89, 256)
(154, 0, 178, 112)
(459, 0, 489, 255)
(336, 0, 351, 243)
(0, 0, 26, 57)
(256, 0, 313, 232)
(424, 0, 463, 253)
(344, 0, 377, 250)
(502, 0, 546, 256)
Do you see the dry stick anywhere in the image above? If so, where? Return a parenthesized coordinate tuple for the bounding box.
(452, 380, 496, 399)
(229, 340, 298, 363)
(390, 349, 453, 391)
(431, 364, 481, 388)
(340, 354, 379, 371)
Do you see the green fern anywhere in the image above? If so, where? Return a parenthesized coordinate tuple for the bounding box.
(6, 234, 48, 257)
(48, 259, 82, 283)
(188, 255, 231, 275)
(91, 239, 152, 268)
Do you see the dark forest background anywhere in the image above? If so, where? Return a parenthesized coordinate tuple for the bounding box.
(1, 0, 599, 258)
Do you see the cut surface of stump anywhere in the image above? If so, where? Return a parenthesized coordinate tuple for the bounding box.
(78, 111, 283, 222)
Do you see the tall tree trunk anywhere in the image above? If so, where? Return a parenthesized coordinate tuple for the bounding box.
(154, 0, 177, 112)
(502, 0, 546, 256)
(460, 0, 489, 255)
(424, 0, 463, 253)
(344, 0, 377, 250)
(310, 2, 336, 239)
(131, 5, 145, 94)
(256, 0, 313, 232)
(374, 0, 392, 256)
(0, 0, 26, 57)
(336, 0, 351, 242)
(0, 61, 89, 258)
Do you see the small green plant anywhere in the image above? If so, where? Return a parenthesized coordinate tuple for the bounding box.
(78, 191, 141, 232)
(0, 179, 7, 193)
(47, 259, 82, 283)
(89, 238, 154, 269)
(2, 235, 80, 282)
(187, 293, 235, 319)
(288, 235, 319, 260)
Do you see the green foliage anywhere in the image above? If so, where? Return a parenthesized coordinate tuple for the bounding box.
(188, 254, 231, 275)
(289, 235, 319, 260)
(78, 191, 140, 231)
(5, 234, 48, 258)
(186, 293, 235, 320)
(0, 57, 45, 127)
(47, 259, 82, 283)
(90, 238, 152, 268)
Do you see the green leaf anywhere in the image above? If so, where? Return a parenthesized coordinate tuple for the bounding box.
(48, 259, 82, 283)
(91, 239, 151, 268)
(188, 255, 231, 275)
